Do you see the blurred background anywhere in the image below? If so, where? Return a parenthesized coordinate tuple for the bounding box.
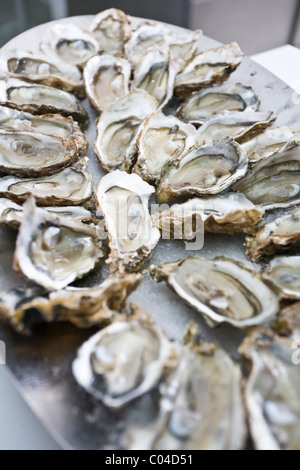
(1, 0, 300, 54)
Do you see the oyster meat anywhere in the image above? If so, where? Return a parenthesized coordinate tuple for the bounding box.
(89, 8, 130, 56)
(152, 192, 265, 239)
(174, 43, 244, 96)
(0, 160, 94, 207)
(0, 49, 84, 98)
(239, 329, 300, 450)
(165, 30, 203, 72)
(133, 112, 197, 183)
(125, 23, 169, 67)
(97, 171, 160, 272)
(177, 83, 260, 125)
(14, 198, 106, 291)
(84, 55, 131, 113)
(94, 89, 157, 172)
(246, 209, 300, 261)
(151, 256, 279, 329)
(233, 147, 300, 210)
(264, 256, 300, 300)
(0, 273, 141, 333)
(272, 302, 300, 340)
(40, 23, 100, 67)
(0, 78, 88, 125)
(132, 47, 177, 109)
(156, 137, 249, 203)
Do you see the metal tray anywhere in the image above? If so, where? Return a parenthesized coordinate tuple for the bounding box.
(0, 15, 299, 450)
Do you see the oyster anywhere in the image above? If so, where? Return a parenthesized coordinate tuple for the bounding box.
(165, 30, 203, 72)
(89, 8, 130, 56)
(133, 112, 197, 183)
(0, 49, 84, 98)
(232, 147, 300, 210)
(94, 89, 157, 172)
(246, 209, 300, 261)
(177, 83, 260, 125)
(264, 256, 300, 301)
(151, 256, 279, 329)
(196, 111, 275, 145)
(97, 171, 160, 273)
(0, 78, 88, 126)
(73, 310, 177, 409)
(84, 55, 131, 113)
(0, 160, 94, 207)
(125, 327, 246, 450)
(0, 273, 142, 333)
(40, 23, 100, 67)
(272, 302, 300, 340)
(174, 43, 244, 96)
(152, 192, 265, 239)
(156, 138, 249, 203)
(14, 198, 106, 291)
(241, 126, 300, 163)
(132, 47, 177, 109)
(0, 197, 23, 229)
(239, 329, 300, 450)
(125, 23, 169, 67)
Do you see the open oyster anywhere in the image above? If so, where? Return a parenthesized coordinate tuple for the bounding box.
(97, 171, 160, 273)
(0, 78, 88, 126)
(40, 23, 100, 67)
(125, 23, 169, 67)
(272, 302, 300, 340)
(132, 47, 177, 109)
(0, 106, 88, 156)
(264, 256, 300, 300)
(239, 329, 300, 450)
(177, 83, 260, 125)
(174, 43, 244, 96)
(0, 49, 84, 98)
(156, 138, 249, 203)
(165, 30, 203, 72)
(125, 326, 246, 450)
(73, 311, 177, 409)
(196, 111, 275, 145)
(152, 192, 265, 238)
(151, 256, 279, 329)
(95, 89, 157, 172)
(84, 55, 131, 113)
(133, 112, 197, 183)
(0, 273, 141, 333)
(233, 147, 300, 210)
(241, 126, 300, 163)
(89, 8, 130, 56)
(246, 209, 300, 261)
(14, 198, 106, 291)
(0, 160, 94, 207)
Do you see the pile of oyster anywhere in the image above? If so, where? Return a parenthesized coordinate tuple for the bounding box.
(0, 8, 299, 450)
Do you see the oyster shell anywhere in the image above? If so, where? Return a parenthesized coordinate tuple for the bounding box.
(84, 55, 131, 113)
(40, 23, 100, 67)
(0, 273, 142, 333)
(0, 78, 88, 126)
(246, 209, 300, 261)
(89, 8, 131, 56)
(0, 106, 88, 156)
(14, 198, 106, 291)
(94, 89, 157, 172)
(174, 43, 244, 96)
(156, 137, 249, 203)
(133, 112, 197, 183)
(73, 311, 177, 409)
(97, 171, 160, 273)
(232, 147, 300, 210)
(125, 326, 246, 450)
(132, 47, 177, 109)
(151, 256, 279, 329)
(165, 30, 203, 72)
(125, 23, 169, 67)
(152, 192, 265, 239)
(0, 49, 84, 98)
(0, 160, 94, 207)
(272, 302, 300, 340)
(264, 256, 300, 300)
(239, 329, 300, 450)
(196, 111, 275, 145)
(177, 83, 260, 125)
(241, 126, 300, 163)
